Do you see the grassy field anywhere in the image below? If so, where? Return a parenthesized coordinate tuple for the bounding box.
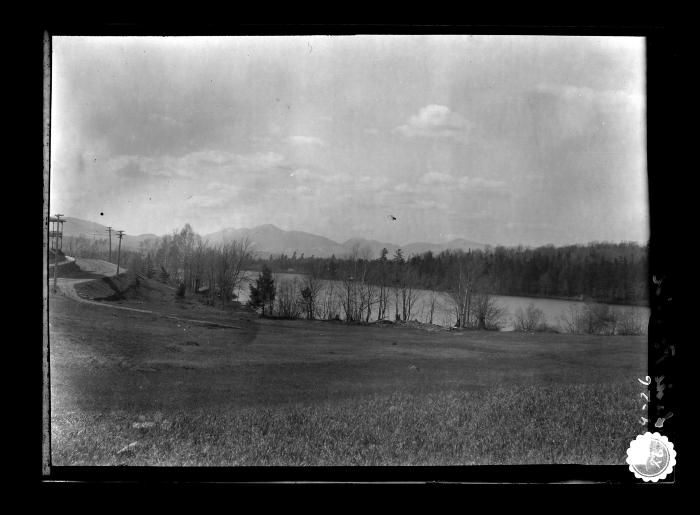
(48, 282, 647, 466)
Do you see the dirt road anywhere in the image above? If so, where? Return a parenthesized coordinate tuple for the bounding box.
(51, 257, 241, 329)
(54, 258, 127, 301)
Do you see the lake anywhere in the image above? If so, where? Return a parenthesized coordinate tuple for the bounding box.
(236, 271, 650, 333)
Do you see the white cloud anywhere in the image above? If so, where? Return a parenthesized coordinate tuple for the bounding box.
(364, 127, 380, 135)
(289, 135, 325, 146)
(396, 104, 472, 141)
(419, 171, 454, 185)
(457, 176, 507, 191)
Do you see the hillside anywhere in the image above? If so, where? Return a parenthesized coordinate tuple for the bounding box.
(61, 217, 158, 250)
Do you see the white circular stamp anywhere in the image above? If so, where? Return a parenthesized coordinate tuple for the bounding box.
(626, 432, 676, 482)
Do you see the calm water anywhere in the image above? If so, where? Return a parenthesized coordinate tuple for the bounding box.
(236, 271, 650, 332)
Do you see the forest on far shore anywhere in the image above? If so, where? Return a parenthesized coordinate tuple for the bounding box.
(253, 242, 649, 307)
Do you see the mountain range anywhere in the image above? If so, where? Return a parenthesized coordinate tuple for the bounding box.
(59, 217, 485, 259)
(59, 217, 159, 250)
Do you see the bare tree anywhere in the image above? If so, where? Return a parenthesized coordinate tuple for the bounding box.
(275, 277, 303, 319)
(400, 268, 422, 321)
(426, 289, 440, 325)
(340, 274, 357, 322)
(472, 292, 508, 330)
(318, 281, 341, 320)
(447, 255, 482, 328)
(300, 268, 324, 320)
(213, 237, 252, 307)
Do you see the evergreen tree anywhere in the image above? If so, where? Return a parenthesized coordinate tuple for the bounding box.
(249, 265, 276, 316)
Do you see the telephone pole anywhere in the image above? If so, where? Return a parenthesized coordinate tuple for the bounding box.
(116, 230, 125, 275)
(106, 226, 113, 262)
(49, 214, 65, 293)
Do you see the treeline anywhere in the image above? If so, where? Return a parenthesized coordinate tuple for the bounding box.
(253, 242, 649, 306)
(64, 225, 253, 307)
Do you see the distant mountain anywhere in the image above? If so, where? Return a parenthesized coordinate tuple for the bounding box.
(59, 217, 158, 250)
(206, 225, 485, 259)
(203, 224, 347, 258)
(58, 217, 485, 258)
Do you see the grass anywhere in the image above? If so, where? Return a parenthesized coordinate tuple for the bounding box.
(48, 281, 647, 466)
(52, 384, 640, 466)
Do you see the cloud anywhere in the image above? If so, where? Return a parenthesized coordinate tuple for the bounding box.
(183, 194, 230, 209)
(364, 128, 380, 135)
(289, 167, 354, 186)
(530, 82, 644, 143)
(457, 176, 507, 192)
(293, 185, 314, 195)
(289, 135, 325, 146)
(146, 112, 185, 128)
(393, 182, 417, 194)
(129, 150, 287, 179)
(396, 104, 472, 141)
(534, 83, 643, 108)
(289, 168, 314, 180)
(419, 171, 454, 185)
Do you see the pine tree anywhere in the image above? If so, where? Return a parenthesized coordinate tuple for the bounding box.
(249, 265, 276, 316)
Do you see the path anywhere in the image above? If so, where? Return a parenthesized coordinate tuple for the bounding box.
(52, 257, 243, 330)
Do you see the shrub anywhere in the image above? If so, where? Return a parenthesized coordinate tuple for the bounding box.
(559, 302, 646, 335)
(513, 303, 547, 332)
(614, 307, 648, 335)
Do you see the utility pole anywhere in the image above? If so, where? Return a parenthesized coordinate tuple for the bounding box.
(116, 230, 125, 275)
(50, 214, 65, 293)
(56, 214, 64, 252)
(106, 226, 113, 262)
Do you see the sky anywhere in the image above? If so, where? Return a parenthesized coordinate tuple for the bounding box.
(49, 35, 648, 247)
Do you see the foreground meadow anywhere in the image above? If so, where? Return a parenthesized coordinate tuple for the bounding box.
(48, 292, 646, 466)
